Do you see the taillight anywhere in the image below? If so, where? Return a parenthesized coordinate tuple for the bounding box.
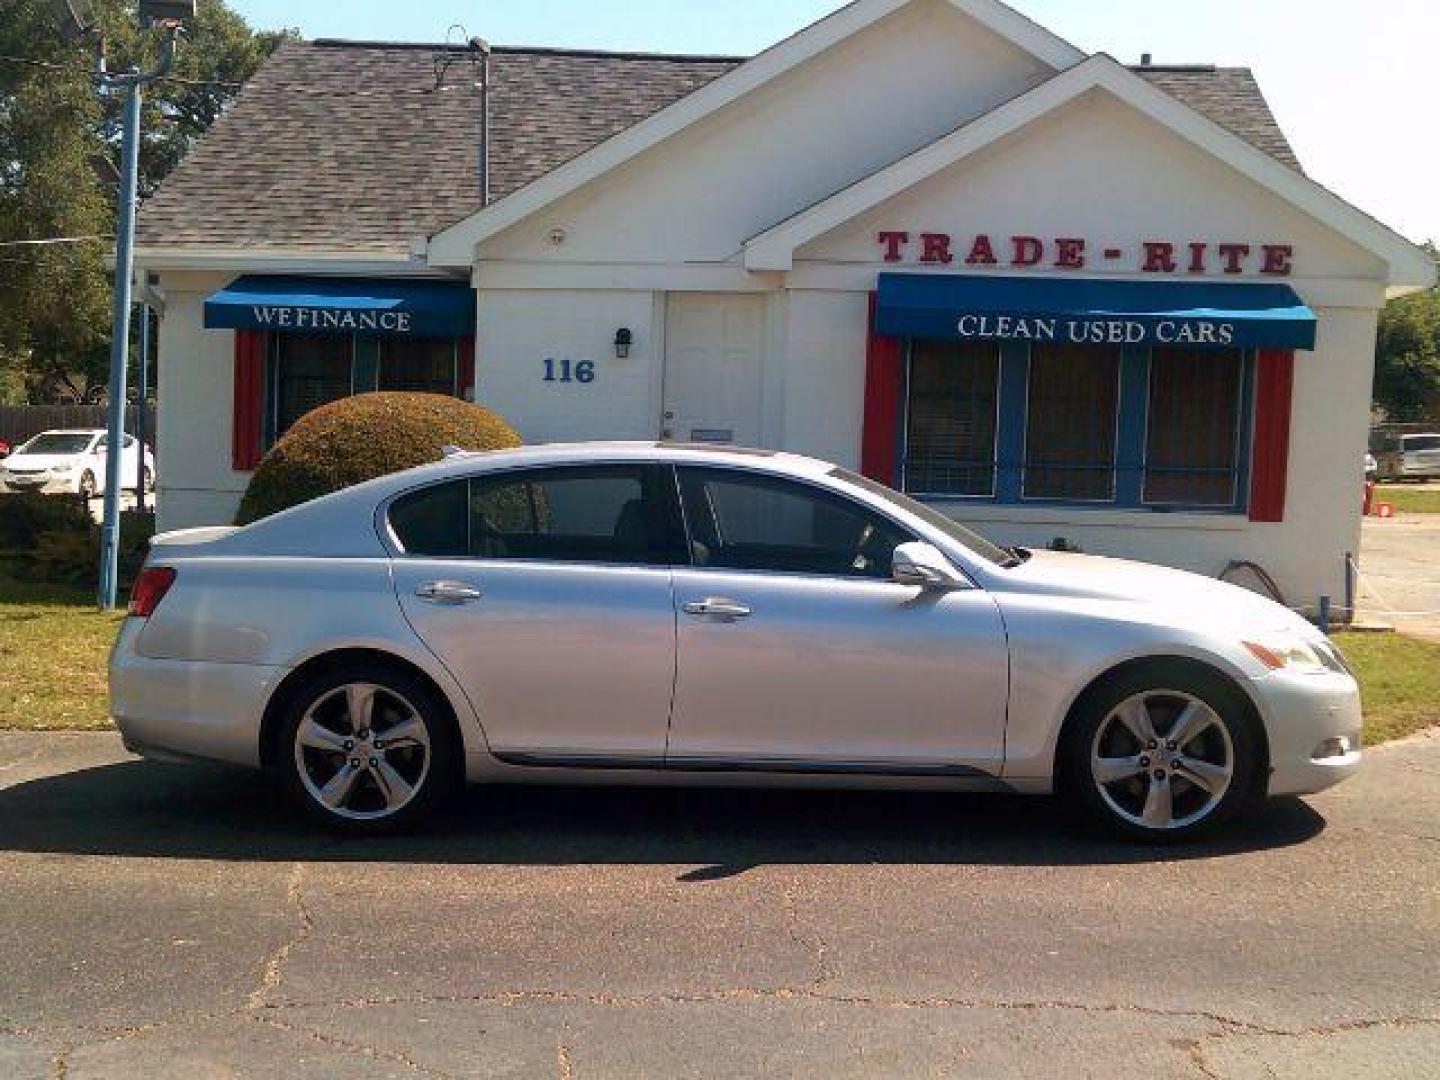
(129, 566, 177, 617)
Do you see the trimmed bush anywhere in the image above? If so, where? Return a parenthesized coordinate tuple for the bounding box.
(236, 392, 523, 525)
(0, 493, 94, 551)
(0, 496, 154, 590)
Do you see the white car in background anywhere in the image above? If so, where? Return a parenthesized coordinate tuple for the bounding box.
(0, 429, 155, 500)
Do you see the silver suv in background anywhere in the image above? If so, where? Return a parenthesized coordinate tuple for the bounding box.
(1373, 432, 1440, 481)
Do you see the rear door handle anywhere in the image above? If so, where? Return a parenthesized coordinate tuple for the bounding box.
(416, 581, 482, 605)
(682, 597, 752, 620)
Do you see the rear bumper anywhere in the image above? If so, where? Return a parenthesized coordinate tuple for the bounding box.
(1251, 668, 1363, 797)
(109, 619, 282, 769)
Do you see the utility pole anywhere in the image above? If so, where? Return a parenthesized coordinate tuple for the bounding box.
(135, 301, 151, 514)
(56, 0, 195, 609)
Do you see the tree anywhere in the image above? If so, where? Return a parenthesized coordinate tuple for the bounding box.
(0, 0, 289, 402)
(1374, 242, 1440, 423)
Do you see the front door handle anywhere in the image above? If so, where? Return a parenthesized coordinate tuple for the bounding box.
(683, 597, 752, 620)
(415, 581, 482, 605)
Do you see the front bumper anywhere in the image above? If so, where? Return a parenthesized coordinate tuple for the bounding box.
(0, 474, 72, 494)
(109, 619, 284, 769)
(1250, 667, 1363, 796)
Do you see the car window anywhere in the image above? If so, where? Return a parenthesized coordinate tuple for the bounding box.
(123, 435, 136, 449)
(389, 465, 684, 566)
(19, 433, 92, 455)
(828, 467, 1017, 568)
(1403, 435, 1440, 452)
(677, 467, 914, 580)
(389, 480, 470, 558)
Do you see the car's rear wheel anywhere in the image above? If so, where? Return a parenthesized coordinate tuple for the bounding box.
(79, 470, 97, 500)
(279, 666, 455, 834)
(1062, 666, 1261, 842)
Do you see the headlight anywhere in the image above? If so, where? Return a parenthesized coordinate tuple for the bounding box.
(1243, 636, 1334, 674)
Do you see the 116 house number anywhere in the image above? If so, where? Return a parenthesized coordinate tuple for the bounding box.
(543, 358, 596, 384)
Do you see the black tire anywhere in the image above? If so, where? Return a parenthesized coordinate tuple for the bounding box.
(1059, 663, 1263, 843)
(79, 471, 97, 501)
(139, 467, 153, 495)
(277, 663, 457, 835)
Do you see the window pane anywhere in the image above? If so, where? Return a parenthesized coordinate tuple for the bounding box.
(904, 340, 999, 496)
(378, 338, 458, 395)
(679, 468, 912, 579)
(470, 466, 658, 565)
(1024, 344, 1119, 501)
(274, 334, 352, 436)
(389, 481, 469, 557)
(1144, 348, 1243, 506)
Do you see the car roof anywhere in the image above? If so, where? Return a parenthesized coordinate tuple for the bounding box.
(419, 441, 837, 481)
(206, 442, 846, 560)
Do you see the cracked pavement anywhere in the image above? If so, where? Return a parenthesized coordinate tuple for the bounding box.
(1, 729, 1436, 1078)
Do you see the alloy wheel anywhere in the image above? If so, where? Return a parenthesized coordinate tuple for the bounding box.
(293, 682, 432, 822)
(1089, 690, 1235, 832)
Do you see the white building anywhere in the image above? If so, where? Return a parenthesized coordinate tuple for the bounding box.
(135, 0, 1434, 610)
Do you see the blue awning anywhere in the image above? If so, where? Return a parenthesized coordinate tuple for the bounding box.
(876, 274, 1316, 350)
(204, 276, 476, 337)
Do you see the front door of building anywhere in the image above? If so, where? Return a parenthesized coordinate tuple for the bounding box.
(662, 293, 765, 446)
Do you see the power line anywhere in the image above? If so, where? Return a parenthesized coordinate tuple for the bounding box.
(0, 235, 111, 247)
(0, 54, 241, 88)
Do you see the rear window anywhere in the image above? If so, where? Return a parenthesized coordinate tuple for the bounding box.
(1402, 435, 1440, 452)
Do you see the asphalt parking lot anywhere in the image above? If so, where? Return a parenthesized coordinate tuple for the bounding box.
(1, 730, 1437, 1079)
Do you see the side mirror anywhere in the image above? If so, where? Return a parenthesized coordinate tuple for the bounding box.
(892, 542, 963, 590)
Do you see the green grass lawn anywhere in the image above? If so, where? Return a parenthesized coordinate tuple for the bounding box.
(1375, 484, 1440, 514)
(1333, 631, 1440, 744)
(1, 581, 1437, 744)
(0, 583, 123, 732)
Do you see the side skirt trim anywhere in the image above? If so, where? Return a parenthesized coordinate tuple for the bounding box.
(492, 751, 997, 780)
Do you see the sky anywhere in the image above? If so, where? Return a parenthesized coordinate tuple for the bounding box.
(228, 0, 1439, 245)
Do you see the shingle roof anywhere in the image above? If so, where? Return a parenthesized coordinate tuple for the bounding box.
(136, 42, 1300, 254)
(136, 41, 739, 254)
(1133, 65, 1302, 171)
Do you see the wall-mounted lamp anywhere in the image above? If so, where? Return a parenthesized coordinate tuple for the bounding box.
(614, 328, 633, 359)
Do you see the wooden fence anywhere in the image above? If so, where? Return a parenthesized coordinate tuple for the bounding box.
(0, 405, 156, 451)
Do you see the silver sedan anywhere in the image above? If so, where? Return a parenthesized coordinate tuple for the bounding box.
(110, 443, 1362, 841)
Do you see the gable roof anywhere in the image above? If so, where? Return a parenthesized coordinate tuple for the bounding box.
(136, 20, 1302, 260)
(135, 40, 739, 255)
(741, 54, 1433, 291)
(427, 0, 1092, 263)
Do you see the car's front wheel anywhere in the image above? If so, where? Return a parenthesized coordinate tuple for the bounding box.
(1061, 665, 1262, 842)
(278, 666, 456, 834)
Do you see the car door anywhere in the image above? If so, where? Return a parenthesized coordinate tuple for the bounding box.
(89, 434, 107, 489)
(389, 463, 687, 762)
(121, 435, 140, 488)
(667, 466, 1009, 775)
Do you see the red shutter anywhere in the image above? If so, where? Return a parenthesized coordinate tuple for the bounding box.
(1248, 349, 1295, 522)
(861, 292, 904, 486)
(232, 330, 265, 471)
(457, 335, 476, 401)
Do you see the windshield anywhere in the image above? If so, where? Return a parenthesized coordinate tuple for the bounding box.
(18, 433, 93, 455)
(828, 467, 1017, 567)
(1402, 435, 1440, 452)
